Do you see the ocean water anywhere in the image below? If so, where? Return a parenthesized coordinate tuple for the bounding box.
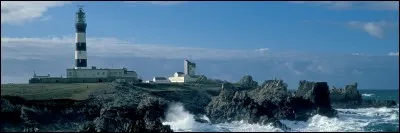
(359, 89, 399, 102)
(162, 90, 399, 132)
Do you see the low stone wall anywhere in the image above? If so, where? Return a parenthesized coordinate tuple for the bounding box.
(29, 77, 137, 84)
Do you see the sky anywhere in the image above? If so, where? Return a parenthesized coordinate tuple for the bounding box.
(1, 1, 399, 89)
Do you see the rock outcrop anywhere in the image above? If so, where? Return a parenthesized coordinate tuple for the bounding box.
(330, 82, 397, 108)
(80, 96, 172, 132)
(1, 96, 173, 132)
(2, 78, 396, 132)
(236, 75, 259, 89)
(205, 79, 337, 130)
(330, 82, 362, 105)
(295, 80, 337, 118)
(1, 96, 99, 132)
(1, 82, 175, 132)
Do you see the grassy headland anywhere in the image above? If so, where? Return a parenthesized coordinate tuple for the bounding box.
(1, 82, 222, 101)
(1, 83, 111, 100)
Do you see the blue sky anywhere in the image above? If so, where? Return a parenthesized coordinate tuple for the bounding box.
(1, 1, 399, 89)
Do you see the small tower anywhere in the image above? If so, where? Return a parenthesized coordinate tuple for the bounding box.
(75, 5, 87, 69)
(184, 59, 196, 76)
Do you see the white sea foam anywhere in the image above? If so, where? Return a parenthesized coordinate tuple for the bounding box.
(162, 102, 282, 132)
(162, 103, 399, 132)
(362, 93, 375, 97)
(282, 107, 399, 132)
(162, 102, 195, 131)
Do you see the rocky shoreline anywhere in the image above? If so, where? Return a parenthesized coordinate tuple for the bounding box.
(1, 76, 398, 132)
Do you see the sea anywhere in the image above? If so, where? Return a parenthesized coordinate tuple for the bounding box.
(162, 90, 399, 132)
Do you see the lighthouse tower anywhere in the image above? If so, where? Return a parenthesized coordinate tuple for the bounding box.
(75, 6, 87, 69)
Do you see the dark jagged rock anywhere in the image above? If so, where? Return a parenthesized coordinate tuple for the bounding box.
(3, 78, 396, 132)
(1, 89, 173, 132)
(330, 82, 397, 108)
(250, 80, 288, 105)
(1, 98, 21, 124)
(78, 121, 96, 132)
(206, 82, 267, 124)
(296, 80, 337, 118)
(330, 82, 362, 105)
(206, 79, 337, 129)
(89, 97, 172, 132)
(236, 75, 259, 89)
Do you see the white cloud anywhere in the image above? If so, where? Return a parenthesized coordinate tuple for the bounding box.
(303, 20, 397, 39)
(388, 52, 399, 56)
(290, 1, 399, 11)
(39, 16, 52, 21)
(352, 53, 364, 56)
(284, 62, 304, 75)
(363, 22, 384, 39)
(255, 48, 269, 54)
(1, 1, 70, 25)
(352, 69, 364, 75)
(347, 21, 391, 39)
(1, 36, 269, 61)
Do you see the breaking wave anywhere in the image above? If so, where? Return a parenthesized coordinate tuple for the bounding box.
(362, 93, 375, 97)
(162, 103, 399, 132)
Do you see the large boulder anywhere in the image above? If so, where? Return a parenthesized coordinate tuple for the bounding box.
(1, 99, 22, 124)
(236, 75, 259, 89)
(296, 80, 337, 118)
(329, 82, 397, 108)
(250, 80, 288, 105)
(88, 96, 173, 132)
(206, 79, 340, 127)
(330, 82, 362, 104)
(206, 79, 295, 129)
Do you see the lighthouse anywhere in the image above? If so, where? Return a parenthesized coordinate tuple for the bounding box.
(75, 6, 87, 69)
(29, 6, 140, 84)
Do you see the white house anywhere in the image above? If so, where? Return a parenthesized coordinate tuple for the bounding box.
(168, 60, 198, 83)
(153, 77, 170, 83)
(168, 72, 196, 83)
(145, 80, 154, 83)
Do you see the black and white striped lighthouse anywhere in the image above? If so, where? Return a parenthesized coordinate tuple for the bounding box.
(75, 6, 87, 69)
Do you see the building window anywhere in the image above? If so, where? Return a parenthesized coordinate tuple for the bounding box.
(119, 72, 122, 75)
(103, 72, 105, 75)
(97, 72, 99, 75)
(69, 72, 72, 76)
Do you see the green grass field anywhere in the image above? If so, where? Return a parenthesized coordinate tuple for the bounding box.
(1, 82, 222, 101)
(1, 83, 110, 100)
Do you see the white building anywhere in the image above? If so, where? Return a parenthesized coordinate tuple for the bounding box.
(67, 66, 138, 80)
(168, 72, 196, 83)
(153, 77, 170, 83)
(145, 80, 154, 83)
(169, 59, 198, 83)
